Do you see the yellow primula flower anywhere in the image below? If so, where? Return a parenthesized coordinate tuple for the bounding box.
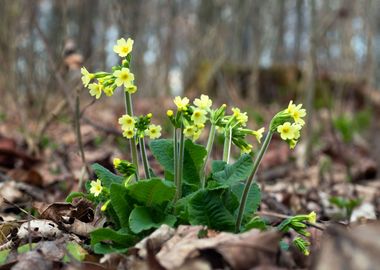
(88, 83, 103, 99)
(118, 114, 135, 130)
(289, 139, 298, 149)
(183, 125, 196, 138)
(103, 86, 115, 96)
(191, 108, 207, 126)
(286, 100, 306, 126)
(81, 67, 94, 87)
(166, 110, 174, 117)
(194, 94, 212, 110)
(231, 107, 248, 126)
(307, 211, 317, 223)
(90, 179, 103, 197)
(113, 68, 135, 88)
(126, 85, 137, 94)
(292, 124, 301, 140)
(113, 158, 121, 168)
(113, 38, 134, 57)
(145, 124, 162, 139)
(192, 128, 202, 141)
(173, 96, 189, 111)
(252, 127, 265, 143)
(277, 122, 298, 140)
(123, 129, 135, 139)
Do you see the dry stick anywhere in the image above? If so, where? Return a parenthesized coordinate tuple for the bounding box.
(75, 86, 91, 183)
(2, 197, 36, 218)
(34, 22, 120, 134)
(34, 21, 115, 185)
(37, 99, 67, 144)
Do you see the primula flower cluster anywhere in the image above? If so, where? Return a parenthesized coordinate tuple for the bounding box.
(119, 113, 162, 140)
(169, 95, 211, 141)
(168, 94, 264, 154)
(275, 101, 307, 149)
(80, 38, 137, 99)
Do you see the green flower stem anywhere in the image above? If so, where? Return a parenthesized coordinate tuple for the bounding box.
(175, 124, 185, 202)
(173, 128, 178, 190)
(235, 130, 273, 232)
(200, 124, 216, 188)
(223, 127, 232, 163)
(139, 137, 151, 179)
(124, 91, 139, 181)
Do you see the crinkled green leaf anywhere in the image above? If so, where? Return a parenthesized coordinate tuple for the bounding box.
(126, 178, 175, 206)
(213, 154, 253, 186)
(129, 206, 176, 234)
(92, 163, 124, 188)
(188, 190, 235, 231)
(150, 139, 207, 187)
(244, 216, 267, 231)
(232, 182, 261, 217)
(110, 183, 132, 228)
(211, 160, 227, 173)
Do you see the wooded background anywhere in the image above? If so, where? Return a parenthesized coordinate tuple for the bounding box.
(1, 0, 378, 99)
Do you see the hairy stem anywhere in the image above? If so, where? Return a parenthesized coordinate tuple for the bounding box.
(200, 124, 216, 188)
(223, 127, 232, 163)
(235, 131, 273, 232)
(173, 128, 178, 189)
(175, 125, 185, 202)
(139, 137, 150, 179)
(124, 91, 139, 181)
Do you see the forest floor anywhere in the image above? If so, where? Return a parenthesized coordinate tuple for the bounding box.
(0, 97, 379, 270)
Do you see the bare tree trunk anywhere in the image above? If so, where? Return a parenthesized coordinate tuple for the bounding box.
(274, 0, 286, 63)
(162, 0, 177, 97)
(293, 0, 303, 65)
(304, 0, 318, 165)
(364, 0, 374, 87)
(248, 1, 264, 103)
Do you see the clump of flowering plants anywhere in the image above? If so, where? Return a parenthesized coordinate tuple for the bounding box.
(68, 37, 315, 255)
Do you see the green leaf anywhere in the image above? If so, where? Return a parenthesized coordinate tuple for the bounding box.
(17, 243, 37, 254)
(93, 243, 129, 254)
(64, 242, 87, 262)
(129, 206, 177, 234)
(110, 183, 132, 228)
(65, 192, 86, 203)
(183, 139, 207, 185)
(244, 216, 267, 231)
(90, 228, 136, 251)
(150, 139, 207, 187)
(188, 190, 235, 231)
(222, 189, 239, 214)
(213, 154, 253, 186)
(231, 182, 261, 217)
(175, 192, 197, 222)
(126, 178, 175, 206)
(211, 160, 227, 173)
(150, 139, 174, 174)
(0, 250, 9, 264)
(92, 163, 124, 188)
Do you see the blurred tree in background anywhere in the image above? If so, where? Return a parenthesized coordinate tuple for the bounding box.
(1, 0, 380, 163)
